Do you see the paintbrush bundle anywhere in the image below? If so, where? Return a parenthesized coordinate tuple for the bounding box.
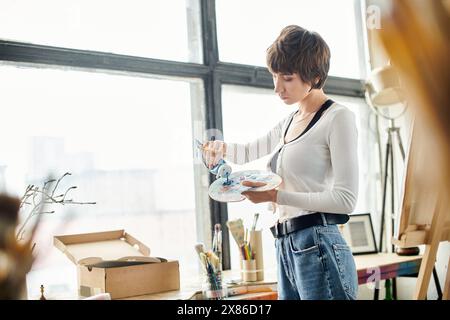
(227, 214, 265, 282)
(212, 224, 222, 271)
(226, 218, 256, 260)
(194, 243, 226, 299)
(226, 219, 245, 247)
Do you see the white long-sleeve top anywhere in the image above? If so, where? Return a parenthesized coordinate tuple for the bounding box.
(225, 102, 358, 222)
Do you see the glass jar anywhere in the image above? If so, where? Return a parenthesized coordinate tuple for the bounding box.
(202, 270, 227, 300)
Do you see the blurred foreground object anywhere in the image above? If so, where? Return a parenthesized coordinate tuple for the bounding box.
(378, 0, 449, 186)
(0, 194, 35, 299)
(377, 0, 450, 300)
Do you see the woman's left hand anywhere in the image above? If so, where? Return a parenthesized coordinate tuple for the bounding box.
(241, 181, 278, 204)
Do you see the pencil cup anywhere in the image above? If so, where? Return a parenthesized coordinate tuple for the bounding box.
(202, 270, 227, 300)
(241, 259, 257, 282)
(249, 230, 264, 281)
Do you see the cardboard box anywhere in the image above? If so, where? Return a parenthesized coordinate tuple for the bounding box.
(54, 229, 180, 299)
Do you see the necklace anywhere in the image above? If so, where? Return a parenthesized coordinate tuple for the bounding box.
(293, 111, 315, 123)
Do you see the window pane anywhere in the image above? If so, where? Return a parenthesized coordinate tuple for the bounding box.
(0, 64, 202, 298)
(0, 0, 203, 63)
(216, 0, 362, 79)
(221, 85, 294, 272)
(221, 85, 375, 271)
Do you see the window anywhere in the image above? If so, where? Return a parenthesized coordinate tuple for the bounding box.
(0, 64, 202, 298)
(216, 0, 363, 79)
(0, 0, 203, 63)
(221, 85, 376, 270)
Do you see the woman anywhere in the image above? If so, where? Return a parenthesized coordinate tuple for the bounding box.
(203, 25, 359, 300)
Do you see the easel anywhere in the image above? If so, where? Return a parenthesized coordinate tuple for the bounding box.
(392, 121, 450, 300)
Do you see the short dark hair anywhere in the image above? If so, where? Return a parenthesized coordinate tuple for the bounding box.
(266, 25, 331, 89)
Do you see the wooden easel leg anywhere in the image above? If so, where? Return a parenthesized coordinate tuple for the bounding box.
(414, 245, 438, 299)
(443, 257, 450, 300)
(413, 198, 446, 300)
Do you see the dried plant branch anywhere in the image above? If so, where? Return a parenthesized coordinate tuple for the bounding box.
(16, 172, 96, 241)
(59, 200, 96, 205)
(43, 179, 56, 194)
(51, 172, 71, 197)
(19, 185, 34, 209)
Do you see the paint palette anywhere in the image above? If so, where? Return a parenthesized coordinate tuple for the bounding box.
(208, 170, 282, 202)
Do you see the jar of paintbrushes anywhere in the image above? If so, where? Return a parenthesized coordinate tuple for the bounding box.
(195, 241, 227, 300)
(240, 239, 257, 282)
(227, 214, 263, 283)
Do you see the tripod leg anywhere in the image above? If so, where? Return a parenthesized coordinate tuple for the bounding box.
(374, 282, 380, 300)
(390, 129, 398, 298)
(390, 130, 396, 254)
(379, 136, 391, 253)
(395, 128, 406, 161)
(433, 266, 443, 300)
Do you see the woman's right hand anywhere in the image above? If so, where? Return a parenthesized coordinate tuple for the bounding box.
(202, 140, 227, 169)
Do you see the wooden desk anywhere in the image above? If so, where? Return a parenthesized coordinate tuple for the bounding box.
(120, 269, 278, 300)
(354, 253, 422, 300)
(120, 253, 423, 300)
(354, 253, 422, 285)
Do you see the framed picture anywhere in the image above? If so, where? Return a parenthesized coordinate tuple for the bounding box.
(339, 213, 378, 255)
